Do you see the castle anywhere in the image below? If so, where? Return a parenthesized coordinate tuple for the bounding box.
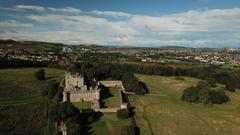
(63, 72, 128, 111)
(63, 72, 101, 108)
(59, 72, 128, 134)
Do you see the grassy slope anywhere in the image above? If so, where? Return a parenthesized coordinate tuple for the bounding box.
(130, 74, 240, 135)
(104, 87, 121, 108)
(0, 68, 64, 105)
(90, 113, 131, 135)
(0, 68, 65, 135)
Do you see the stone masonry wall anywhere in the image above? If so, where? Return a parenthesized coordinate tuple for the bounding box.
(69, 91, 100, 102)
(65, 72, 84, 91)
(99, 80, 122, 87)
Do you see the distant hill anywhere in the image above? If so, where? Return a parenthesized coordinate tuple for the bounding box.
(160, 46, 190, 49)
(0, 39, 66, 51)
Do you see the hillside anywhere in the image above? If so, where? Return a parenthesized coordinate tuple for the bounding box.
(130, 74, 240, 135)
(0, 39, 66, 52)
(0, 68, 65, 135)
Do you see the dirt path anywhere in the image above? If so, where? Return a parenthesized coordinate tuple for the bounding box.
(192, 112, 220, 135)
(106, 121, 116, 135)
(142, 103, 156, 135)
(138, 98, 159, 135)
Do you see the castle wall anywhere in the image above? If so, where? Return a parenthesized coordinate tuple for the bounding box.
(69, 91, 100, 102)
(99, 80, 122, 87)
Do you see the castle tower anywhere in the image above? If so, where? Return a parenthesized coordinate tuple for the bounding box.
(65, 72, 84, 91)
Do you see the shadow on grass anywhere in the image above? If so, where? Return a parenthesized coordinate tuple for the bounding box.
(80, 110, 103, 135)
(140, 81, 149, 94)
(99, 84, 113, 108)
(45, 76, 58, 80)
(129, 107, 136, 117)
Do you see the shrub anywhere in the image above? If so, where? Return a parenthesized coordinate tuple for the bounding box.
(206, 78, 217, 87)
(225, 83, 236, 92)
(181, 87, 199, 103)
(117, 108, 129, 119)
(196, 81, 210, 89)
(121, 125, 135, 135)
(122, 72, 146, 95)
(35, 69, 45, 80)
(182, 84, 229, 104)
(209, 90, 229, 104)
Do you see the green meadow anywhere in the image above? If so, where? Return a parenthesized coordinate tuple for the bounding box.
(130, 74, 240, 135)
(90, 112, 131, 135)
(0, 68, 64, 135)
(103, 87, 121, 108)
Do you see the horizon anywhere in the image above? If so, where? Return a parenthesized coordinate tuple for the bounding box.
(0, 0, 240, 48)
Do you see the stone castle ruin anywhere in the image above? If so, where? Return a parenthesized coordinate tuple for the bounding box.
(63, 72, 100, 108)
(63, 72, 128, 112)
(60, 72, 129, 135)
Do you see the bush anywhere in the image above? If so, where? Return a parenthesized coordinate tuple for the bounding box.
(121, 125, 135, 135)
(35, 69, 45, 80)
(117, 108, 129, 119)
(122, 72, 146, 95)
(225, 83, 236, 92)
(209, 90, 229, 104)
(182, 83, 229, 104)
(196, 81, 210, 89)
(181, 87, 199, 103)
(206, 78, 217, 87)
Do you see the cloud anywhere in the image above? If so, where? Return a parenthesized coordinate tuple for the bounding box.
(48, 7, 81, 14)
(90, 10, 132, 17)
(15, 5, 45, 12)
(0, 20, 33, 30)
(0, 5, 240, 47)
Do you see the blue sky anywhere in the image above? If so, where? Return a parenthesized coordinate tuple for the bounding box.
(0, 0, 240, 47)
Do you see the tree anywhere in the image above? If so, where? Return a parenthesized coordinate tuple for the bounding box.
(225, 83, 236, 92)
(196, 81, 210, 89)
(209, 90, 229, 104)
(35, 69, 45, 80)
(198, 88, 210, 104)
(182, 84, 229, 104)
(122, 72, 146, 95)
(181, 87, 198, 102)
(206, 78, 217, 87)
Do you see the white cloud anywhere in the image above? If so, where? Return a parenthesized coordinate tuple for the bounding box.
(15, 5, 45, 12)
(0, 20, 33, 30)
(90, 10, 132, 17)
(48, 7, 81, 14)
(1, 5, 240, 47)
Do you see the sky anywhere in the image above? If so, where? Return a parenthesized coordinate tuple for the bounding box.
(0, 0, 240, 48)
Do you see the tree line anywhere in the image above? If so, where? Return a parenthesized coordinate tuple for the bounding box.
(68, 62, 240, 93)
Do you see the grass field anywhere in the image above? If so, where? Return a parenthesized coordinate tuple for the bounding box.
(72, 101, 91, 109)
(103, 87, 121, 108)
(90, 112, 131, 135)
(0, 68, 64, 105)
(129, 74, 240, 135)
(0, 68, 65, 135)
